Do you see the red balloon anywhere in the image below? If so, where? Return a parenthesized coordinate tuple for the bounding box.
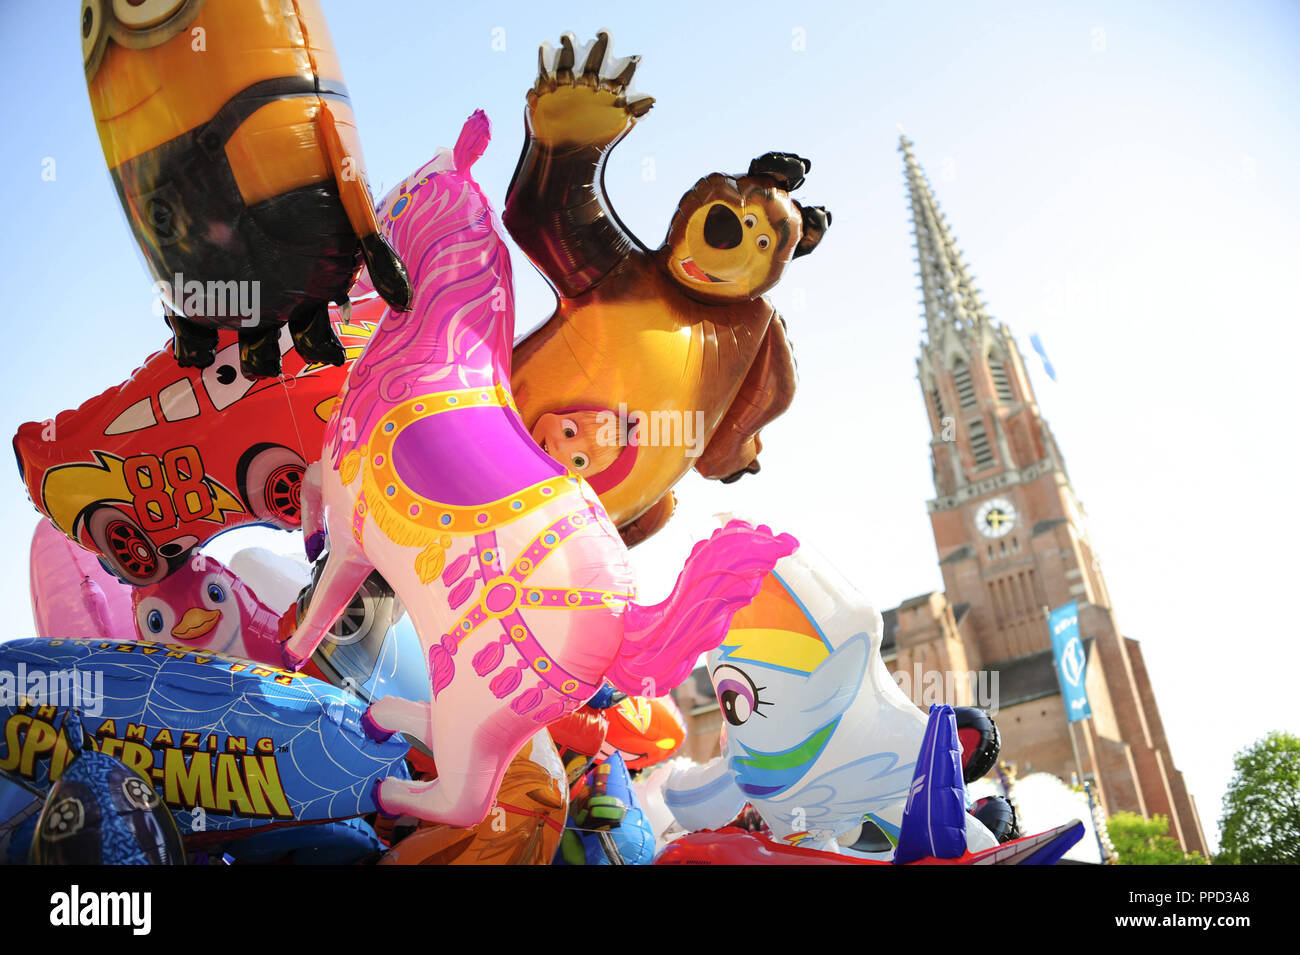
(14, 307, 377, 586)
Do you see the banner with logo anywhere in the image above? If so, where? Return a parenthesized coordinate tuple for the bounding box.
(1048, 601, 1092, 722)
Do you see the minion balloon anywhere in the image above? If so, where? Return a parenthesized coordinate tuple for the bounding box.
(82, 0, 411, 379)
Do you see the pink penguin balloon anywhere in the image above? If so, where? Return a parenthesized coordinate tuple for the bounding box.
(132, 554, 287, 665)
(283, 112, 797, 827)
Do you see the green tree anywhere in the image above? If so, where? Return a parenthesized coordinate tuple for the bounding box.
(1106, 812, 1206, 865)
(1217, 730, 1300, 865)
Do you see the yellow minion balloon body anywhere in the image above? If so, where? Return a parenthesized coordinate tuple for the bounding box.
(83, 0, 410, 378)
(506, 34, 830, 545)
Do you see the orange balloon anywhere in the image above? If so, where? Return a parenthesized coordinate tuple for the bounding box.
(82, 0, 409, 378)
(378, 732, 567, 866)
(602, 695, 687, 771)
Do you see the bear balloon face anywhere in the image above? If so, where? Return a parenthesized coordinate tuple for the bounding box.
(662, 173, 803, 302)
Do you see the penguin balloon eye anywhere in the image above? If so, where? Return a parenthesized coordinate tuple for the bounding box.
(146, 610, 164, 634)
(756, 235, 771, 251)
(742, 214, 757, 229)
(207, 584, 226, 603)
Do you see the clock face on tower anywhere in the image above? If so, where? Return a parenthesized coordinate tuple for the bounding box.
(975, 497, 1017, 538)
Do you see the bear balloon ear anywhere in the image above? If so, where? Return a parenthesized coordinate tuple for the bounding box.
(792, 203, 831, 258)
(748, 152, 811, 192)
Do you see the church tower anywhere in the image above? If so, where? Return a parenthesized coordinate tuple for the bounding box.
(889, 135, 1208, 855)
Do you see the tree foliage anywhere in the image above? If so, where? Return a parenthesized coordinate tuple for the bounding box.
(1217, 730, 1300, 865)
(1106, 811, 1205, 865)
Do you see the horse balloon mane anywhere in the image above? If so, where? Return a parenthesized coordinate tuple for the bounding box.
(284, 111, 797, 827)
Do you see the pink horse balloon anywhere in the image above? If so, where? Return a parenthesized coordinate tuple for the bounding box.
(283, 112, 796, 827)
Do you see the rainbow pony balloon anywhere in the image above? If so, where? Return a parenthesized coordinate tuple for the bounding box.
(284, 112, 796, 827)
(663, 537, 998, 857)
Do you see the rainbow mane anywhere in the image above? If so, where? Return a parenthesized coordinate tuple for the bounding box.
(717, 571, 832, 675)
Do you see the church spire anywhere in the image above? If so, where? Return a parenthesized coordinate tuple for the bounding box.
(899, 134, 991, 344)
(902, 132, 1052, 496)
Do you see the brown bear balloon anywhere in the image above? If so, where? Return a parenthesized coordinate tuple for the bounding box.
(507, 32, 830, 546)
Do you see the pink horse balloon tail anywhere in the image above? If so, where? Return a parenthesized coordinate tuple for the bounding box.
(283, 111, 797, 827)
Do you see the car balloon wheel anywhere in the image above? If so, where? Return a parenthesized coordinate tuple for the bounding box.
(264, 462, 303, 524)
(106, 519, 158, 579)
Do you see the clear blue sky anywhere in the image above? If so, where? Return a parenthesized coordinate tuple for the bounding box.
(1, 1, 1296, 854)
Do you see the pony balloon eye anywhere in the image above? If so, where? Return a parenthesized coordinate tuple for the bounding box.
(713, 665, 763, 726)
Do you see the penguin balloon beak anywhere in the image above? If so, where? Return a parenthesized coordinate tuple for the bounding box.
(172, 607, 222, 641)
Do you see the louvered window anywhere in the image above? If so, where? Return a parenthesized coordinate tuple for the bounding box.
(968, 418, 994, 469)
(989, 358, 1014, 403)
(953, 361, 977, 410)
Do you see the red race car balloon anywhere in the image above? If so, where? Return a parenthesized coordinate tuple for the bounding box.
(13, 306, 377, 585)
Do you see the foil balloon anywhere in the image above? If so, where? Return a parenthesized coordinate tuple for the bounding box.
(228, 547, 313, 612)
(663, 536, 998, 858)
(377, 731, 567, 865)
(31, 735, 184, 866)
(0, 638, 409, 847)
(631, 757, 701, 852)
(506, 32, 831, 545)
(601, 693, 687, 770)
(13, 315, 372, 585)
(654, 823, 1085, 866)
(283, 111, 797, 827)
(228, 547, 428, 704)
(29, 519, 134, 640)
(658, 708, 1083, 866)
(224, 816, 384, 865)
(81, 0, 410, 378)
(557, 694, 686, 863)
(548, 696, 609, 783)
(130, 553, 288, 665)
(556, 751, 657, 865)
(0, 777, 43, 864)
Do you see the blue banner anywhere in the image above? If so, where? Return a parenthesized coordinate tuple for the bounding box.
(1049, 601, 1092, 722)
